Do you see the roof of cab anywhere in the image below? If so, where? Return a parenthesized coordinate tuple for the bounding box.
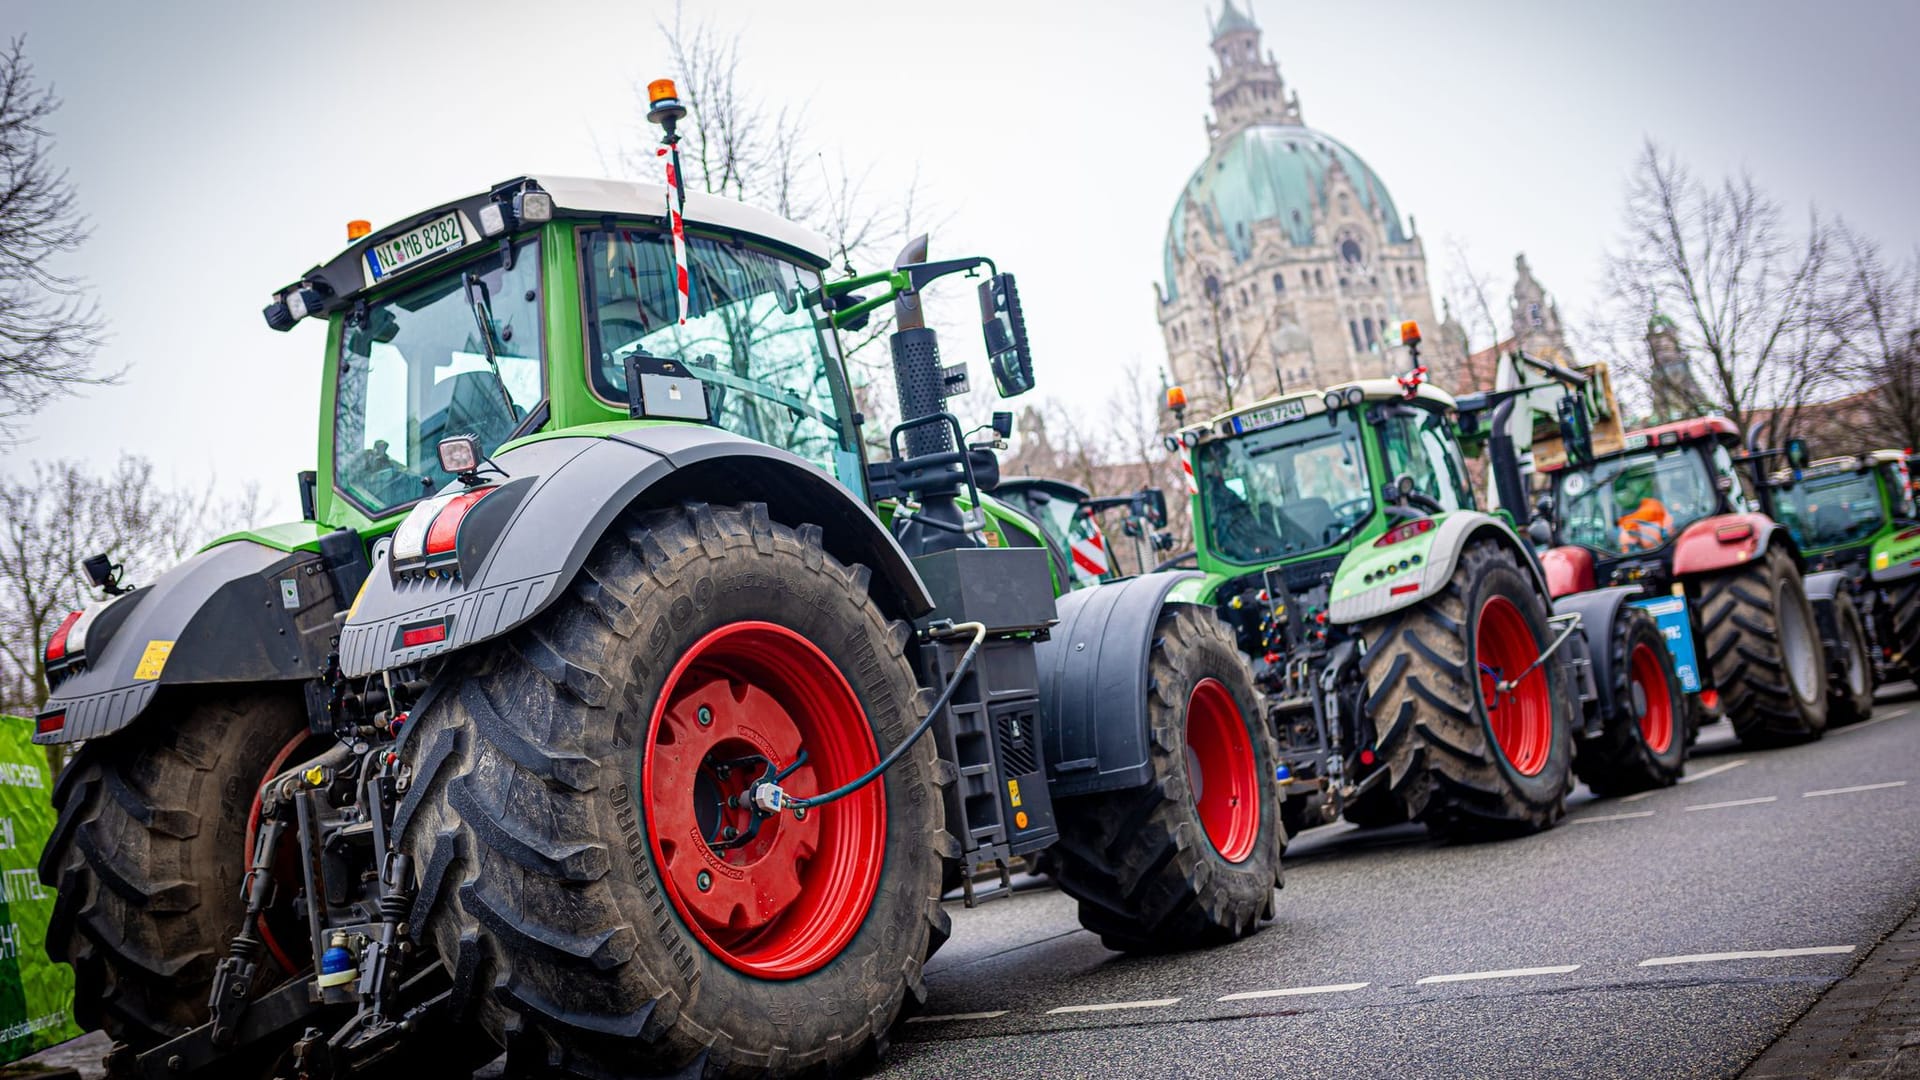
(281, 174, 833, 318)
(1201, 378, 1457, 428)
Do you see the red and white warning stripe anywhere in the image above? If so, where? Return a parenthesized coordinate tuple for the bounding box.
(656, 146, 690, 325)
(1181, 456, 1199, 495)
(1071, 529, 1109, 578)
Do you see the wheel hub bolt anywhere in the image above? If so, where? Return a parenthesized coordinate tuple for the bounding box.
(697, 705, 713, 726)
(722, 826, 738, 840)
(793, 806, 807, 821)
(697, 870, 712, 891)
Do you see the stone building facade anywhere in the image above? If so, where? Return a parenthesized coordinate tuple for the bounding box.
(1156, 1, 1439, 415)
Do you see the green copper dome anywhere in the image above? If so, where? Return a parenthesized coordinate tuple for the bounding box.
(1162, 124, 1409, 303)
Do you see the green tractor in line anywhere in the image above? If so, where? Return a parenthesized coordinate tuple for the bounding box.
(994, 477, 1176, 590)
(1761, 448, 1920, 688)
(32, 90, 1282, 1078)
(1164, 324, 1688, 839)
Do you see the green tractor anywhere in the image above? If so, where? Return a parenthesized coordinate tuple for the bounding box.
(33, 91, 1280, 1078)
(1165, 324, 1687, 839)
(1762, 448, 1920, 688)
(994, 477, 1174, 589)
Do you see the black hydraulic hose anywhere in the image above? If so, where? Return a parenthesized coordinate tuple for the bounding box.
(774, 621, 986, 812)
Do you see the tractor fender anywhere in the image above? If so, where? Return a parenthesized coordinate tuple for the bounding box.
(1671, 513, 1792, 577)
(1870, 524, 1920, 583)
(35, 533, 367, 744)
(1034, 570, 1200, 799)
(1328, 511, 1548, 624)
(1549, 585, 1645, 727)
(1802, 568, 1854, 659)
(339, 426, 931, 679)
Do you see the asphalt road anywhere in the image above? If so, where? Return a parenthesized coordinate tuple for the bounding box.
(882, 682, 1920, 1080)
(27, 685, 1920, 1079)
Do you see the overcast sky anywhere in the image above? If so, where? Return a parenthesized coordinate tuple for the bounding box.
(5, 0, 1917, 524)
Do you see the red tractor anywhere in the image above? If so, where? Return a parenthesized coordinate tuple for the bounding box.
(1534, 416, 1832, 747)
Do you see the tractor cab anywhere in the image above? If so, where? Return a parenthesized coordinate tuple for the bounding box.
(1767, 451, 1919, 572)
(1542, 416, 1757, 592)
(265, 175, 864, 536)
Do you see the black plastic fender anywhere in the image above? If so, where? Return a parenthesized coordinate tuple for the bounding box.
(1549, 585, 1645, 734)
(339, 425, 933, 678)
(1803, 569, 1859, 675)
(1035, 570, 1199, 799)
(35, 535, 366, 744)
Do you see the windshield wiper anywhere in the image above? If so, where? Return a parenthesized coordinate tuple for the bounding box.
(463, 272, 522, 421)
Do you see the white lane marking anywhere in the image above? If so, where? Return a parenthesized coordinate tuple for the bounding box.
(1218, 982, 1369, 1002)
(1047, 997, 1180, 1014)
(1639, 945, 1855, 967)
(1416, 965, 1580, 985)
(1621, 758, 1750, 801)
(1683, 796, 1777, 812)
(1571, 810, 1656, 824)
(1832, 707, 1913, 735)
(1804, 781, 1908, 798)
(906, 1010, 1008, 1024)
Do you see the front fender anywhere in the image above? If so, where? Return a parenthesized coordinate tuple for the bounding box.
(36, 534, 365, 744)
(1035, 571, 1198, 799)
(1870, 524, 1920, 583)
(339, 426, 932, 678)
(1328, 511, 1547, 624)
(1550, 585, 1645, 723)
(1671, 513, 1785, 577)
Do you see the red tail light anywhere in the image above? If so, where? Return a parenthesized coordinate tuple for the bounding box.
(1699, 688, 1720, 711)
(400, 622, 449, 648)
(1896, 526, 1920, 542)
(1390, 582, 1420, 596)
(424, 489, 496, 557)
(45, 610, 83, 663)
(1376, 518, 1435, 547)
(35, 712, 65, 736)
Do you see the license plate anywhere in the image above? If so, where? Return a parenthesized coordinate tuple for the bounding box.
(365, 213, 465, 281)
(1233, 398, 1309, 433)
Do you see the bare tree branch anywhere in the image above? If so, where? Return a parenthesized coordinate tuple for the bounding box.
(0, 36, 113, 441)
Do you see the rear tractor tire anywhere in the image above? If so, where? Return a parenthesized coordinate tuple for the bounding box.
(1050, 605, 1283, 953)
(1821, 589, 1876, 726)
(1572, 606, 1686, 796)
(39, 691, 309, 1051)
(399, 502, 947, 1079)
(1698, 547, 1829, 746)
(1359, 539, 1575, 840)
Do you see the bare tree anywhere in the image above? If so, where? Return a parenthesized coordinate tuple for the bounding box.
(1602, 141, 1845, 440)
(0, 37, 110, 440)
(1834, 228, 1920, 451)
(0, 456, 261, 717)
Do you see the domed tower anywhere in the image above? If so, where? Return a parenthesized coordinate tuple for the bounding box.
(1156, 2, 1438, 413)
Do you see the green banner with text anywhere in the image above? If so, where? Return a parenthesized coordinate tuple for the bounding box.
(0, 717, 81, 1062)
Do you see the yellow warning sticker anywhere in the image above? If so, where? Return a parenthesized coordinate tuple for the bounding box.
(347, 575, 371, 620)
(1007, 778, 1022, 807)
(133, 640, 174, 681)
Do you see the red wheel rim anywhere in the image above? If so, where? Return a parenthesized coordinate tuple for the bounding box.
(1183, 677, 1259, 863)
(1476, 596, 1554, 777)
(642, 621, 885, 980)
(1631, 642, 1674, 754)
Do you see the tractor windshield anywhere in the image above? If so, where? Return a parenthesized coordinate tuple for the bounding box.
(1773, 469, 1888, 549)
(1555, 446, 1719, 555)
(1196, 410, 1371, 564)
(582, 228, 857, 482)
(333, 238, 543, 516)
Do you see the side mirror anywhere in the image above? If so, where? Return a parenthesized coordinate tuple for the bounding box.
(1527, 518, 1553, 547)
(1785, 437, 1811, 470)
(1133, 488, 1169, 529)
(979, 273, 1034, 398)
(1557, 395, 1595, 467)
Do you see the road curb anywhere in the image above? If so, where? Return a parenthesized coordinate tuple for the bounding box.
(1742, 896, 1920, 1078)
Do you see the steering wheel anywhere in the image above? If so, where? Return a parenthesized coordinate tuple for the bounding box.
(1333, 497, 1373, 522)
